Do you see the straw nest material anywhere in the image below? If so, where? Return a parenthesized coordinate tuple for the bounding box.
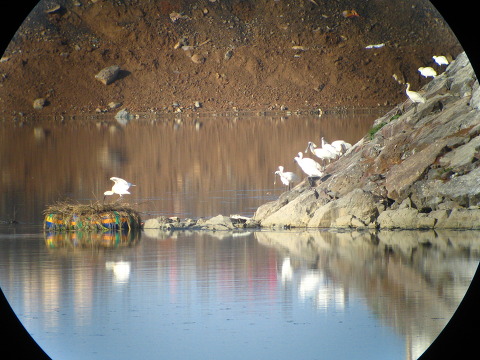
(44, 201, 142, 231)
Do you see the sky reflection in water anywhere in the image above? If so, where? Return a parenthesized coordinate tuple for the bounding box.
(1, 226, 479, 360)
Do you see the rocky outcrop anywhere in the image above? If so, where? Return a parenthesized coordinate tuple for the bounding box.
(143, 214, 258, 232)
(254, 52, 480, 229)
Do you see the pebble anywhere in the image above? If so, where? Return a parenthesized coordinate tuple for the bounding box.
(33, 98, 48, 110)
(224, 50, 233, 60)
(95, 65, 120, 85)
(191, 54, 205, 64)
(108, 102, 122, 110)
(45, 4, 62, 14)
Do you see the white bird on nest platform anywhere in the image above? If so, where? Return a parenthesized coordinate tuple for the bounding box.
(104, 177, 136, 201)
(418, 66, 437, 78)
(405, 83, 425, 112)
(433, 55, 449, 66)
(274, 166, 300, 190)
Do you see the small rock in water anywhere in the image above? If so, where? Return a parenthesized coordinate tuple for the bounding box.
(33, 98, 48, 109)
(95, 65, 120, 85)
(115, 108, 134, 124)
(194, 101, 202, 109)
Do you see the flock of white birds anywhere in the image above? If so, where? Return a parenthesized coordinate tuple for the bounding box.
(275, 55, 451, 191)
(103, 56, 451, 199)
(405, 55, 450, 109)
(274, 136, 352, 190)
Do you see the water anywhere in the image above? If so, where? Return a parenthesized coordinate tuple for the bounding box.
(0, 111, 378, 223)
(1, 112, 480, 360)
(1, 226, 479, 360)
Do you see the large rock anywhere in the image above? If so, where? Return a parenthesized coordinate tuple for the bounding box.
(308, 189, 381, 228)
(377, 208, 436, 229)
(200, 214, 235, 230)
(257, 188, 326, 227)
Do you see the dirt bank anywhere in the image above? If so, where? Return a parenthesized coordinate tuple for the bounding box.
(0, 0, 463, 117)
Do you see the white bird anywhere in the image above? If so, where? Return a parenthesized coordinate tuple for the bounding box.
(405, 82, 425, 111)
(274, 166, 300, 190)
(104, 177, 136, 201)
(320, 137, 340, 158)
(418, 66, 437, 78)
(331, 140, 352, 155)
(433, 55, 449, 66)
(305, 141, 337, 169)
(294, 152, 323, 177)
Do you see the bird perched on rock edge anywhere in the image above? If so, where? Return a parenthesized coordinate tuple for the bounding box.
(418, 66, 437, 78)
(405, 83, 425, 113)
(274, 166, 300, 190)
(433, 55, 449, 66)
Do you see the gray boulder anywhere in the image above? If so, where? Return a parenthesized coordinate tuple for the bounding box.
(308, 189, 381, 228)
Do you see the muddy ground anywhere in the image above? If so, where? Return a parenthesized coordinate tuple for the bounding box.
(0, 0, 464, 117)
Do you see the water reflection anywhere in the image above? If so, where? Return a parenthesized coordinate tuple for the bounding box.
(0, 112, 378, 224)
(0, 227, 479, 359)
(256, 229, 480, 359)
(105, 261, 131, 284)
(44, 229, 141, 249)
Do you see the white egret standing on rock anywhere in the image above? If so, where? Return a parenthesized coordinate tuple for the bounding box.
(433, 55, 449, 66)
(274, 166, 300, 190)
(331, 140, 352, 155)
(104, 177, 136, 202)
(294, 152, 324, 190)
(305, 141, 337, 169)
(405, 83, 425, 113)
(320, 137, 340, 158)
(418, 66, 437, 78)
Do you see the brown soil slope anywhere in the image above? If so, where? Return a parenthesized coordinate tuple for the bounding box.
(0, 0, 463, 116)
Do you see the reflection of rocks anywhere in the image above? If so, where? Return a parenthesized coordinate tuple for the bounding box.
(254, 52, 480, 229)
(256, 229, 480, 359)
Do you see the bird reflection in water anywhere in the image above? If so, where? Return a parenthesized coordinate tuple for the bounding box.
(106, 261, 131, 284)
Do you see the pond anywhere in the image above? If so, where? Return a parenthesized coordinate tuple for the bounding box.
(1, 112, 479, 360)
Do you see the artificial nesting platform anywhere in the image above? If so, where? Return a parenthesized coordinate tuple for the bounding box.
(44, 201, 142, 231)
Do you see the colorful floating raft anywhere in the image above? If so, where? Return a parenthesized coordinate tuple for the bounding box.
(44, 212, 131, 231)
(43, 202, 142, 232)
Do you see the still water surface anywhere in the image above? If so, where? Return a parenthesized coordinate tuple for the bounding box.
(1, 113, 480, 360)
